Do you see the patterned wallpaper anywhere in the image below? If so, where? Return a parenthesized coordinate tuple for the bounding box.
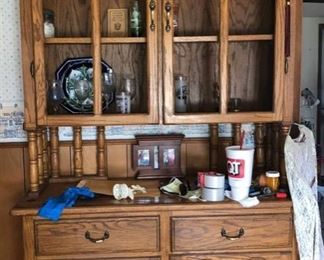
(0, 0, 238, 142)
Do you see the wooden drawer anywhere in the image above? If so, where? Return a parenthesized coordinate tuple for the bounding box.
(35, 216, 160, 256)
(171, 214, 292, 252)
(170, 252, 291, 260)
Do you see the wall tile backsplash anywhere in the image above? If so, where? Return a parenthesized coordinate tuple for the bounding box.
(0, 0, 210, 142)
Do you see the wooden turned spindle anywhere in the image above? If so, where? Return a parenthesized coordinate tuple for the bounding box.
(272, 123, 280, 171)
(36, 129, 44, 184)
(255, 123, 265, 175)
(209, 124, 219, 170)
(50, 127, 60, 178)
(233, 123, 241, 145)
(280, 124, 290, 188)
(73, 127, 83, 177)
(42, 128, 49, 179)
(28, 131, 39, 192)
(265, 124, 273, 170)
(97, 126, 106, 177)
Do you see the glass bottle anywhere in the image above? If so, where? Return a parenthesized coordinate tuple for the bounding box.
(44, 9, 55, 38)
(130, 0, 142, 37)
(174, 74, 188, 113)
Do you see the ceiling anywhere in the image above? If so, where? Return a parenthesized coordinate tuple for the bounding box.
(304, 3, 324, 17)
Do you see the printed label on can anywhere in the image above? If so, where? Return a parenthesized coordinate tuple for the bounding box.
(227, 158, 245, 178)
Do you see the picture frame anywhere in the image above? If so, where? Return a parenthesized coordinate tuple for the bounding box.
(132, 134, 184, 179)
(133, 145, 154, 169)
(107, 9, 128, 37)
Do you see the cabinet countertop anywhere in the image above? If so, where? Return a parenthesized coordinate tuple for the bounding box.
(11, 182, 293, 217)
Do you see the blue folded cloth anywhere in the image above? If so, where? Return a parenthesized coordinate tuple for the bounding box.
(38, 187, 95, 221)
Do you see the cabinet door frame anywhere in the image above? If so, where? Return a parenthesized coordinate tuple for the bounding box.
(31, 0, 159, 127)
(163, 0, 285, 124)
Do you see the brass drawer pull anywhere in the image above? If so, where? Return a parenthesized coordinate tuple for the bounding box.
(165, 1, 172, 32)
(149, 0, 156, 31)
(221, 227, 245, 241)
(85, 230, 110, 243)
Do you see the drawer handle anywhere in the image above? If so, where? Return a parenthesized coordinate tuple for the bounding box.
(221, 227, 245, 241)
(85, 230, 109, 243)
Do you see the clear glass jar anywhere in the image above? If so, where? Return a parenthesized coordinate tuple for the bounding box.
(174, 74, 188, 113)
(44, 9, 55, 38)
(266, 171, 280, 192)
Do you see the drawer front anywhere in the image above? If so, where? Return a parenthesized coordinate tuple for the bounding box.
(172, 214, 292, 252)
(171, 252, 291, 260)
(36, 216, 160, 256)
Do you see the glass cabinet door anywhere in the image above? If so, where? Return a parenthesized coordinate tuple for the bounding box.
(33, 0, 158, 126)
(163, 0, 221, 123)
(163, 0, 285, 124)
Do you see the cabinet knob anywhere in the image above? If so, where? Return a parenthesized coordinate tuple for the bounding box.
(221, 227, 245, 241)
(85, 230, 110, 243)
(165, 2, 172, 32)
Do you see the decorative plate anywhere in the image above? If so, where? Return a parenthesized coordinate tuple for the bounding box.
(55, 57, 112, 113)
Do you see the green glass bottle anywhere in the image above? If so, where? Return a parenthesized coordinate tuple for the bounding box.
(130, 0, 142, 37)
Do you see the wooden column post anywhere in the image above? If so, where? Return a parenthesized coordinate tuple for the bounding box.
(265, 124, 273, 170)
(209, 124, 218, 170)
(73, 127, 83, 177)
(255, 123, 265, 175)
(42, 128, 49, 179)
(28, 131, 39, 192)
(36, 128, 44, 184)
(97, 126, 106, 177)
(280, 124, 290, 188)
(50, 127, 60, 178)
(272, 123, 280, 171)
(233, 123, 241, 145)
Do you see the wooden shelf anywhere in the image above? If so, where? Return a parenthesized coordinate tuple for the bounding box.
(228, 34, 274, 42)
(45, 37, 92, 44)
(174, 36, 218, 43)
(101, 37, 146, 44)
(172, 34, 273, 43)
(45, 37, 147, 44)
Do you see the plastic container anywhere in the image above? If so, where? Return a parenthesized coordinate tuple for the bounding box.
(226, 146, 255, 201)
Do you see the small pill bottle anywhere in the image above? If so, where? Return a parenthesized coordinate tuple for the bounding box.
(265, 171, 280, 192)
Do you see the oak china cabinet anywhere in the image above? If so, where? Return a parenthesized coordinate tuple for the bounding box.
(12, 0, 301, 259)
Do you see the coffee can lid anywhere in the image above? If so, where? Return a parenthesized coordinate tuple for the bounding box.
(266, 171, 280, 178)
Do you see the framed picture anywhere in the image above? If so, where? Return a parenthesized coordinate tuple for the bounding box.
(132, 134, 184, 179)
(133, 145, 154, 169)
(161, 147, 177, 168)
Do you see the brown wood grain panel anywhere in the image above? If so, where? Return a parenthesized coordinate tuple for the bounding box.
(170, 252, 291, 260)
(176, 0, 219, 36)
(228, 41, 274, 112)
(43, 0, 92, 37)
(36, 217, 160, 255)
(0, 147, 24, 260)
(229, 0, 275, 35)
(58, 146, 72, 176)
(82, 144, 97, 175)
(172, 214, 292, 252)
(127, 143, 136, 178)
(107, 144, 128, 178)
(173, 42, 219, 113)
(185, 141, 209, 175)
